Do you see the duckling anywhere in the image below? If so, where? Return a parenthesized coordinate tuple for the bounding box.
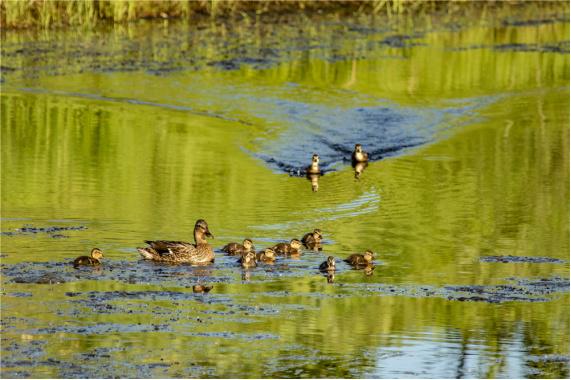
(192, 284, 213, 293)
(302, 229, 322, 246)
(344, 250, 374, 267)
(306, 154, 321, 175)
(271, 239, 303, 256)
(319, 256, 336, 272)
(73, 248, 104, 267)
(351, 144, 369, 163)
(256, 248, 276, 263)
(222, 239, 255, 256)
(238, 250, 257, 268)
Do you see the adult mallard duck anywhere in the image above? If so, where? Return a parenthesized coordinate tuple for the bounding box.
(351, 144, 369, 163)
(222, 239, 254, 256)
(344, 250, 374, 267)
(137, 219, 214, 265)
(272, 239, 303, 256)
(73, 248, 104, 267)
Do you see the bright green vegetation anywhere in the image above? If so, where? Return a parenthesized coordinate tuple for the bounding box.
(1, 4, 569, 379)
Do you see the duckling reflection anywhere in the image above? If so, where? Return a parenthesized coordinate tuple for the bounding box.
(190, 266, 214, 278)
(364, 265, 375, 276)
(326, 271, 335, 283)
(352, 161, 368, 179)
(307, 173, 320, 192)
(241, 269, 252, 282)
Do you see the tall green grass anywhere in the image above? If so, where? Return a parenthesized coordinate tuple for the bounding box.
(2, 0, 567, 30)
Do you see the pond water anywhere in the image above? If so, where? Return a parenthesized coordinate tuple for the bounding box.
(1, 5, 569, 378)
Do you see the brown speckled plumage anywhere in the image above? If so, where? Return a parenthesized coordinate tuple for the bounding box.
(73, 248, 103, 267)
(272, 239, 303, 255)
(319, 256, 336, 272)
(222, 239, 254, 256)
(344, 250, 374, 267)
(256, 248, 276, 263)
(137, 219, 215, 264)
(238, 251, 257, 268)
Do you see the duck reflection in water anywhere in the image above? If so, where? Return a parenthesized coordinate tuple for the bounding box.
(364, 265, 375, 276)
(307, 173, 320, 192)
(241, 268, 252, 282)
(326, 272, 335, 283)
(353, 161, 368, 179)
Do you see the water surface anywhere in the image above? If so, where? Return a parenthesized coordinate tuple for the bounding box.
(1, 6, 569, 378)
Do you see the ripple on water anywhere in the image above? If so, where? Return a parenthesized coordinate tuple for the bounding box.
(248, 95, 496, 174)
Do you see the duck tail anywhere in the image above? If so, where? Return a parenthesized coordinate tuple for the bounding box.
(137, 247, 157, 260)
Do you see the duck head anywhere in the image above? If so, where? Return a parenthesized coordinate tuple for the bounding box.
(354, 144, 363, 154)
(313, 229, 323, 240)
(243, 239, 254, 251)
(263, 248, 276, 259)
(90, 248, 104, 260)
(242, 251, 256, 267)
(326, 256, 336, 269)
(194, 219, 213, 243)
(364, 250, 374, 262)
(290, 239, 303, 250)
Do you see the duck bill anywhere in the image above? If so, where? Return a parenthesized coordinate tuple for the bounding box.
(205, 229, 214, 238)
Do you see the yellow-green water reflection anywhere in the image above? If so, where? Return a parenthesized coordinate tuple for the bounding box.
(1, 6, 569, 379)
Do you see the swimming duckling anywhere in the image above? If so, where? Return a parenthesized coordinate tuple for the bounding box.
(192, 284, 213, 293)
(73, 248, 104, 267)
(222, 239, 255, 256)
(306, 154, 321, 175)
(238, 250, 257, 268)
(344, 250, 374, 267)
(351, 144, 369, 163)
(272, 239, 303, 256)
(302, 229, 322, 245)
(256, 248, 276, 263)
(319, 256, 336, 272)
